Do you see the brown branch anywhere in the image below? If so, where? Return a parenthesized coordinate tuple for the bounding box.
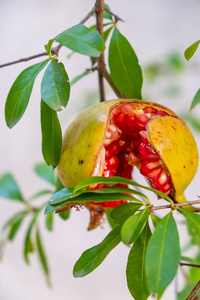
(180, 262, 200, 268)
(0, 6, 96, 69)
(95, 0, 105, 102)
(104, 7, 124, 22)
(186, 280, 200, 300)
(150, 199, 200, 213)
(102, 68, 126, 98)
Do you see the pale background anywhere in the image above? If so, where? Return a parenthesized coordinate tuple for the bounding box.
(0, 0, 200, 299)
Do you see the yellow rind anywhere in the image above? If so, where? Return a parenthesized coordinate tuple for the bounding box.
(147, 116, 198, 203)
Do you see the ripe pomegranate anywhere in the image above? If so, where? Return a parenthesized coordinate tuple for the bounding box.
(57, 100, 198, 229)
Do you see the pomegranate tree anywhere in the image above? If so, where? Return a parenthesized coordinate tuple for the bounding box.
(57, 99, 198, 229)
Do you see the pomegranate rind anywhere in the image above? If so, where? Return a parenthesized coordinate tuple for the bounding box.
(147, 116, 198, 203)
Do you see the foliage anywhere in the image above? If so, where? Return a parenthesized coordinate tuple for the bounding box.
(1, 1, 200, 300)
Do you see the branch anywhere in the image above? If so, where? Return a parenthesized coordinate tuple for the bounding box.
(0, 6, 96, 69)
(180, 262, 200, 268)
(186, 280, 200, 300)
(104, 7, 124, 22)
(95, 0, 105, 102)
(102, 67, 126, 98)
(150, 199, 200, 213)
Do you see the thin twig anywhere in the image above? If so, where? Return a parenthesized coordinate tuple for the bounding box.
(95, 0, 105, 102)
(180, 262, 200, 268)
(0, 6, 97, 69)
(150, 199, 200, 212)
(104, 7, 124, 22)
(102, 68, 126, 98)
(186, 280, 200, 300)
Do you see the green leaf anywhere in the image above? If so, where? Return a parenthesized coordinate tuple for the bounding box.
(109, 27, 143, 99)
(121, 207, 149, 244)
(190, 252, 200, 283)
(5, 60, 49, 128)
(145, 212, 180, 299)
(55, 25, 105, 57)
(190, 88, 200, 111)
(73, 225, 121, 277)
(178, 208, 200, 247)
(73, 176, 172, 203)
(0, 173, 24, 202)
(151, 214, 161, 228)
(8, 213, 28, 240)
(41, 59, 70, 111)
(23, 203, 46, 264)
(178, 283, 200, 300)
(58, 210, 70, 220)
(104, 26, 113, 42)
(103, 3, 113, 20)
(126, 223, 151, 300)
(45, 203, 59, 214)
(45, 39, 54, 56)
(3, 210, 28, 232)
(111, 203, 142, 224)
(71, 71, 90, 86)
(184, 40, 200, 61)
(55, 177, 64, 192)
(34, 162, 55, 186)
(106, 208, 118, 229)
(29, 190, 53, 201)
(36, 227, 51, 286)
(41, 99, 62, 167)
(45, 213, 53, 231)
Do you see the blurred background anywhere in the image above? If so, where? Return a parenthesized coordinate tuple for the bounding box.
(0, 0, 200, 299)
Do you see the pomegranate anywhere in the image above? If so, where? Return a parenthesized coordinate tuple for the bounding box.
(57, 100, 198, 229)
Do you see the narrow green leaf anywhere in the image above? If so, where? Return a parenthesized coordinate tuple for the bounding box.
(71, 71, 90, 86)
(8, 213, 28, 240)
(45, 39, 54, 56)
(45, 213, 53, 231)
(190, 88, 200, 111)
(145, 212, 180, 298)
(58, 210, 70, 220)
(106, 208, 118, 229)
(36, 227, 51, 286)
(3, 210, 28, 232)
(184, 40, 200, 61)
(29, 190, 53, 201)
(111, 203, 142, 224)
(45, 203, 59, 214)
(34, 162, 55, 186)
(151, 214, 161, 228)
(73, 176, 172, 203)
(178, 208, 200, 246)
(126, 223, 151, 300)
(190, 252, 200, 283)
(55, 24, 105, 57)
(121, 207, 149, 244)
(5, 60, 49, 128)
(109, 27, 143, 99)
(41, 99, 62, 167)
(73, 225, 121, 277)
(0, 173, 24, 202)
(41, 59, 70, 111)
(104, 26, 113, 42)
(23, 203, 46, 264)
(178, 283, 200, 300)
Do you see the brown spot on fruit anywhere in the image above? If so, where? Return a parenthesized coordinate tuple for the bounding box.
(78, 160, 84, 165)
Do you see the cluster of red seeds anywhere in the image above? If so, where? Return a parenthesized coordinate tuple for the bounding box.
(95, 104, 173, 208)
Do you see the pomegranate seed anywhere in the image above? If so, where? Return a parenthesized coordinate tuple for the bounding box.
(140, 130, 148, 143)
(112, 107, 122, 119)
(103, 170, 114, 177)
(155, 110, 168, 117)
(146, 168, 162, 179)
(139, 143, 148, 156)
(121, 104, 133, 114)
(136, 114, 149, 128)
(125, 114, 136, 126)
(121, 170, 132, 179)
(109, 156, 119, 171)
(141, 160, 161, 172)
(127, 126, 136, 136)
(115, 113, 125, 127)
(105, 150, 112, 159)
(95, 184, 104, 189)
(154, 170, 170, 188)
(146, 144, 156, 154)
(143, 107, 157, 115)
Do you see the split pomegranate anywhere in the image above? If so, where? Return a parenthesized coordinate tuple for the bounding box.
(57, 99, 198, 229)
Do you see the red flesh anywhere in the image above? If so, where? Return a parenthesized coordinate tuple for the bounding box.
(93, 104, 173, 208)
